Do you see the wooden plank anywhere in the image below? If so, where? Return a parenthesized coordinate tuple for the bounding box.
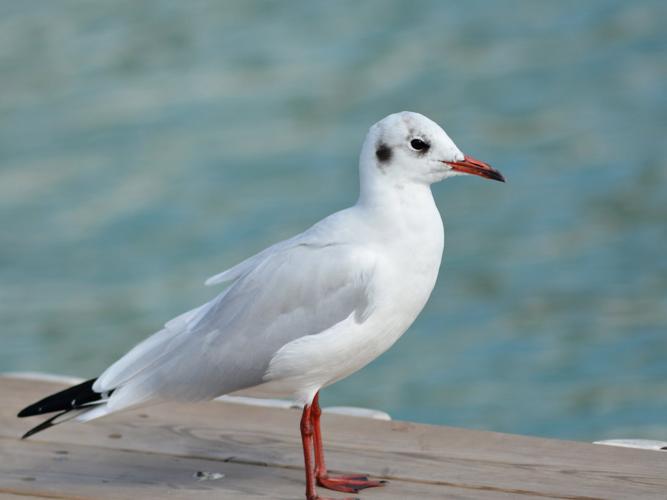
(2, 437, 477, 500)
(2, 376, 666, 499)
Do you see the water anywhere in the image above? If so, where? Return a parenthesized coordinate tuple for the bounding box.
(1, 0, 665, 441)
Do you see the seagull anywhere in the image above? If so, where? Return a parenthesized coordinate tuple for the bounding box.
(18, 111, 504, 500)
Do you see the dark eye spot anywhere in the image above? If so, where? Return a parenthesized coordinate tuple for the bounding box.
(376, 143, 392, 163)
(410, 138, 430, 152)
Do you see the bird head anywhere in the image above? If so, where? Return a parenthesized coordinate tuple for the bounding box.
(360, 111, 505, 186)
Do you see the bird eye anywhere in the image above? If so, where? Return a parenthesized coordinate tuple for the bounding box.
(410, 138, 429, 151)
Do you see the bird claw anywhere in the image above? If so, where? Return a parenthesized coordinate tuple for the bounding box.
(309, 495, 359, 500)
(311, 497, 359, 500)
(317, 474, 386, 493)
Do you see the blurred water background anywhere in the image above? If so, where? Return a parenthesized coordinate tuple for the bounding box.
(1, 0, 665, 441)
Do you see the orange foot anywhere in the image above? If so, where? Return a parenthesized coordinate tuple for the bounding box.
(317, 474, 387, 493)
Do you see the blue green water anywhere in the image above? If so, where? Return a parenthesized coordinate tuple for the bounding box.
(1, 0, 666, 441)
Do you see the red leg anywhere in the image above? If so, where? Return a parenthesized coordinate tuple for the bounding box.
(300, 404, 318, 500)
(312, 393, 328, 477)
(311, 392, 386, 493)
(300, 402, 356, 500)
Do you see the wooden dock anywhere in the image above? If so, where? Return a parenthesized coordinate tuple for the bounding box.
(1, 375, 666, 499)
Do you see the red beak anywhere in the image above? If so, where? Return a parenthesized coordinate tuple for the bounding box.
(444, 155, 505, 182)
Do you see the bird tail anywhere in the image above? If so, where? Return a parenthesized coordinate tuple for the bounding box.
(17, 378, 113, 439)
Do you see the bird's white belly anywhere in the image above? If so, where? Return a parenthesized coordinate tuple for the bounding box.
(246, 259, 439, 405)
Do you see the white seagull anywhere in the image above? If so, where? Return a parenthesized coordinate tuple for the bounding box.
(19, 111, 505, 500)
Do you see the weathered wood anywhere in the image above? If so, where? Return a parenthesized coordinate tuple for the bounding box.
(2, 376, 666, 499)
(2, 437, 474, 500)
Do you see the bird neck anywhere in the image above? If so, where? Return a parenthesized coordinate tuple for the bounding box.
(357, 166, 433, 208)
(356, 174, 441, 234)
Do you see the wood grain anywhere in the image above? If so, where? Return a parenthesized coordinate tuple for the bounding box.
(2, 376, 666, 499)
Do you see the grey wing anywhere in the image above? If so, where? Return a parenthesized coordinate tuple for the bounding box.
(93, 241, 376, 412)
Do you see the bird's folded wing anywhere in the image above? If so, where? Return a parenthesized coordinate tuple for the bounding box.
(204, 234, 300, 286)
(93, 239, 377, 410)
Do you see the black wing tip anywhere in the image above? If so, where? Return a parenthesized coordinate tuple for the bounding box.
(17, 407, 35, 418)
(17, 378, 99, 418)
(17, 401, 56, 418)
(18, 400, 53, 418)
(20, 411, 65, 439)
(21, 424, 46, 440)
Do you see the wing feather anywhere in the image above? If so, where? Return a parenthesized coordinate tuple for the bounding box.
(94, 236, 376, 410)
(204, 235, 300, 286)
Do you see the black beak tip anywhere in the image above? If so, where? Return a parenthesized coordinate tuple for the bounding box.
(490, 170, 506, 183)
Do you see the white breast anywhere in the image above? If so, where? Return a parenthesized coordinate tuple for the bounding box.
(253, 192, 445, 405)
